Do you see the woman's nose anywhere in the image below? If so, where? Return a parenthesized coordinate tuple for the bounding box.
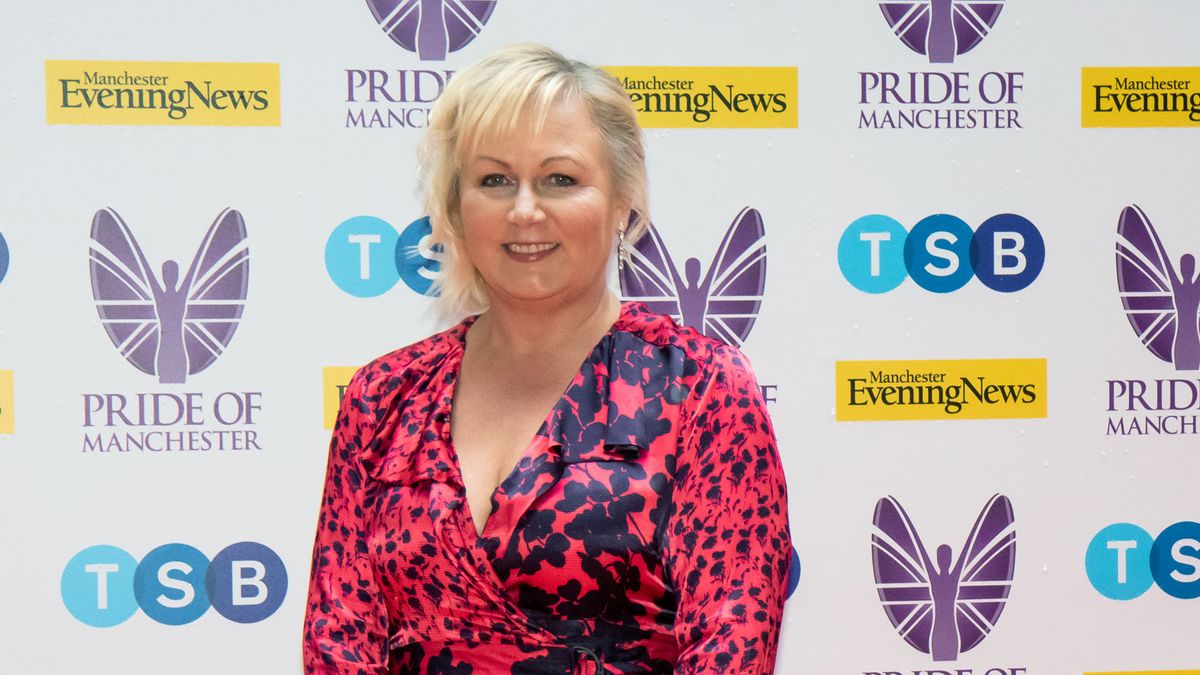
(508, 183, 545, 225)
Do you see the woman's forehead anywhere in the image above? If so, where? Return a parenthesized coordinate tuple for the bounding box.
(460, 97, 603, 163)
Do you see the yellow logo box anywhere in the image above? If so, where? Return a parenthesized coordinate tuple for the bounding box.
(322, 366, 360, 429)
(1082, 67, 1200, 127)
(0, 370, 13, 434)
(601, 66, 797, 128)
(836, 358, 1047, 422)
(45, 60, 280, 126)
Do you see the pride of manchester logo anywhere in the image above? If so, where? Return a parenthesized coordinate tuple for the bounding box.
(860, 1, 1021, 130)
(872, 494, 1016, 661)
(879, 0, 1005, 64)
(1116, 205, 1200, 370)
(89, 208, 249, 384)
(365, 0, 496, 61)
(620, 208, 767, 348)
(1106, 205, 1200, 437)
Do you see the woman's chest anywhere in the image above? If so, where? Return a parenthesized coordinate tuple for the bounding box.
(364, 447, 679, 633)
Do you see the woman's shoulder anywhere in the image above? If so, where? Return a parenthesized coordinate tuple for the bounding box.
(618, 303, 756, 380)
(347, 319, 469, 404)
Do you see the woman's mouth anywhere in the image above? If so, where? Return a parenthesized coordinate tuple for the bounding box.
(504, 242, 559, 262)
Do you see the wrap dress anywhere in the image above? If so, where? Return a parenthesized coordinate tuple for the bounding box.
(304, 303, 791, 673)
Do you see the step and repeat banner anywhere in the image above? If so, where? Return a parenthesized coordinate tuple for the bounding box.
(1, 1, 1198, 673)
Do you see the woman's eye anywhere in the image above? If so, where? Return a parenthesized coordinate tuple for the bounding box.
(480, 174, 509, 187)
(546, 174, 576, 188)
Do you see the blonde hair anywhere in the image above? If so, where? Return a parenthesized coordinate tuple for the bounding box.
(419, 43, 649, 316)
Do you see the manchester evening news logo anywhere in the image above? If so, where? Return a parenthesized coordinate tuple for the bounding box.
(860, 1, 1022, 130)
(1082, 67, 1200, 128)
(84, 209, 262, 454)
(871, 494, 1016, 665)
(61, 542, 287, 627)
(1107, 205, 1200, 436)
(0, 370, 12, 435)
(345, 1, 497, 128)
(602, 67, 797, 129)
(365, 0, 496, 61)
(620, 208, 766, 348)
(45, 61, 279, 126)
(836, 359, 1046, 422)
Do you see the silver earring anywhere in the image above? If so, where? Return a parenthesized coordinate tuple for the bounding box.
(617, 224, 627, 271)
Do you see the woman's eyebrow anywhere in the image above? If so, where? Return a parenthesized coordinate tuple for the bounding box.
(541, 154, 583, 168)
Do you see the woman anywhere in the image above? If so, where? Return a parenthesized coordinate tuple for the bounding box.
(304, 44, 790, 674)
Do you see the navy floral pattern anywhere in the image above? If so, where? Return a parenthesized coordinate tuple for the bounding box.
(304, 303, 790, 673)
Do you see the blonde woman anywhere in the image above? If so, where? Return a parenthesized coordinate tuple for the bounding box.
(304, 44, 790, 674)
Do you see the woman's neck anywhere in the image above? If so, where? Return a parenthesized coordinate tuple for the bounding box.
(470, 289, 621, 359)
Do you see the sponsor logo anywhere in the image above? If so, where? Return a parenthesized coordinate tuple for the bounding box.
(45, 60, 280, 126)
(0, 230, 9, 283)
(1082, 67, 1200, 127)
(880, 0, 1005, 64)
(325, 215, 442, 297)
(836, 358, 1046, 421)
(602, 66, 797, 128)
(84, 208, 261, 453)
(620, 208, 766, 347)
(323, 366, 360, 429)
(839, 213, 1044, 294)
(869, 494, 1017, 671)
(345, 2, 497, 128)
(0, 370, 12, 434)
(1086, 521, 1200, 600)
(365, 0, 496, 61)
(61, 542, 286, 627)
(90, 208, 248, 383)
(1107, 205, 1200, 436)
(861, 1, 1022, 130)
(619, 207, 777, 403)
(787, 547, 801, 599)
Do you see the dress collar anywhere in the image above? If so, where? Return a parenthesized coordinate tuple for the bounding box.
(362, 302, 672, 486)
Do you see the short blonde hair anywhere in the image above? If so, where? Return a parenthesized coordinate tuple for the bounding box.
(419, 43, 649, 316)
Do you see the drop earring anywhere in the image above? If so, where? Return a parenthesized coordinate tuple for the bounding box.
(617, 224, 627, 271)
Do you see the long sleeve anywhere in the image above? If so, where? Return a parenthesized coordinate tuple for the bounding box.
(303, 368, 391, 674)
(666, 345, 791, 673)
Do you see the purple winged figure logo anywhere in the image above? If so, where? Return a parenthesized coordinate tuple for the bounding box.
(619, 207, 767, 347)
(365, 0, 497, 61)
(89, 208, 250, 384)
(1116, 205, 1200, 371)
(879, 0, 1005, 63)
(871, 494, 1016, 662)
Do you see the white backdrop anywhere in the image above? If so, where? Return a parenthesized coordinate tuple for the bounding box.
(2, 1, 1198, 673)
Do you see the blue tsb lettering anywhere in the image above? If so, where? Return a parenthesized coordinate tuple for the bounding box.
(838, 213, 1044, 294)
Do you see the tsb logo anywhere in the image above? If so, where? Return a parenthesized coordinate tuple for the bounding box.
(0, 230, 9, 283)
(61, 542, 287, 627)
(1086, 521, 1200, 599)
(839, 213, 1044, 293)
(325, 215, 441, 297)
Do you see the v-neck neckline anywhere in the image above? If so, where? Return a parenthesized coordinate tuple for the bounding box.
(442, 302, 630, 546)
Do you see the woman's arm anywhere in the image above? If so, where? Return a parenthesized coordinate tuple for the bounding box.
(667, 345, 791, 673)
(303, 369, 391, 675)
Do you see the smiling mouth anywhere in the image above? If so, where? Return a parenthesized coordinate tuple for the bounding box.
(505, 243, 558, 254)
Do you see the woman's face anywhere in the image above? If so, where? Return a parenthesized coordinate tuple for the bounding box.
(457, 96, 626, 311)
